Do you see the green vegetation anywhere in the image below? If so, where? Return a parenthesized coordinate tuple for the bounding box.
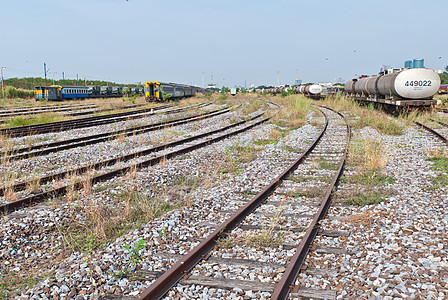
(271, 94, 312, 129)
(440, 67, 448, 84)
(337, 138, 395, 206)
(2, 77, 140, 91)
(124, 239, 146, 266)
(343, 169, 395, 185)
(0, 269, 51, 299)
(1, 86, 34, 99)
(254, 139, 278, 146)
(4, 114, 65, 128)
(344, 191, 386, 206)
(427, 149, 448, 187)
(318, 157, 339, 170)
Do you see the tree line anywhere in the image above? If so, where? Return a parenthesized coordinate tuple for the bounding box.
(1, 77, 140, 91)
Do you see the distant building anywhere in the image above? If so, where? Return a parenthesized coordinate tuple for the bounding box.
(295, 79, 302, 85)
(207, 83, 217, 89)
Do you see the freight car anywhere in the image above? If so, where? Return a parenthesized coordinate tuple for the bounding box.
(263, 84, 323, 98)
(294, 84, 323, 99)
(143, 81, 207, 101)
(345, 68, 440, 107)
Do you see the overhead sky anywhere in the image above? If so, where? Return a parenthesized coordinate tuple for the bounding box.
(1, 0, 447, 87)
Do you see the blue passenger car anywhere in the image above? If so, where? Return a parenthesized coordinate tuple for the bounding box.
(61, 86, 89, 99)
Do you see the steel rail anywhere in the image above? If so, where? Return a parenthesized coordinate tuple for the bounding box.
(429, 118, 448, 128)
(136, 108, 329, 300)
(0, 103, 180, 137)
(0, 103, 96, 115)
(66, 103, 145, 116)
(270, 105, 351, 299)
(415, 121, 448, 144)
(0, 113, 266, 213)
(0, 107, 237, 195)
(2, 106, 230, 161)
(7, 104, 203, 136)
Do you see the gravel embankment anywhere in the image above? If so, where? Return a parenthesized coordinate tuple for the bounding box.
(2, 105, 447, 299)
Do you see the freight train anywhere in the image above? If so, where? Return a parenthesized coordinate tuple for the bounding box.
(34, 85, 143, 101)
(345, 68, 441, 107)
(143, 81, 208, 101)
(263, 84, 324, 99)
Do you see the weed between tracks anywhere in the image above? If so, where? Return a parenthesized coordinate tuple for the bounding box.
(217, 207, 289, 249)
(426, 148, 448, 188)
(321, 96, 406, 135)
(269, 94, 312, 129)
(336, 138, 395, 206)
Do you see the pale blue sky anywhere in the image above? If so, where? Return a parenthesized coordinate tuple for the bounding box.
(1, 0, 446, 87)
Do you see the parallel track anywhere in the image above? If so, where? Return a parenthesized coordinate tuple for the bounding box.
(0, 103, 96, 117)
(2, 106, 230, 161)
(0, 112, 267, 213)
(0, 103, 194, 137)
(137, 106, 350, 300)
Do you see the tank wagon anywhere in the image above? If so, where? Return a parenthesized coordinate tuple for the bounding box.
(345, 68, 440, 107)
(143, 81, 208, 101)
(263, 84, 323, 98)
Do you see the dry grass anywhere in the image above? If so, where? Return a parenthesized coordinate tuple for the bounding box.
(218, 204, 290, 249)
(349, 138, 389, 170)
(337, 137, 395, 206)
(268, 94, 312, 129)
(321, 96, 407, 135)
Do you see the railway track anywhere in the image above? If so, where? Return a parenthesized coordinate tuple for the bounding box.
(0, 103, 97, 118)
(136, 106, 351, 299)
(65, 103, 145, 116)
(415, 121, 448, 144)
(1, 106, 231, 161)
(0, 103, 192, 137)
(0, 110, 268, 213)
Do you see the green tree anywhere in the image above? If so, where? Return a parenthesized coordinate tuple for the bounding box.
(440, 72, 448, 84)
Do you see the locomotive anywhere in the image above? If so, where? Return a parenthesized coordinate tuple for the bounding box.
(345, 68, 441, 107)
(143, 81, 208, 101)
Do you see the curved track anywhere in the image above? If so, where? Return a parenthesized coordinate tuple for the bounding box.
(415, 121, 448, 145)
(137, 106, 351, 299)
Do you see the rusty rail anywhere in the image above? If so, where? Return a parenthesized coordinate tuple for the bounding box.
(137, 108, 329, 300)
(415, 121, 448, 144)
(270, 105, 351, 299)
(0, 113, 265, 214)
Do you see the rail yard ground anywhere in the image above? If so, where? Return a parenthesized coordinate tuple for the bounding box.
(0, 94, 447, 299)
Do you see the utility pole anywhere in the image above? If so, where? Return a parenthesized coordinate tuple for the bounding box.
(62, 72, 65, 81)
(1, 67, 5, 98)
(202, 71, 204, 88)
(48, 72, 57, 85)
(44, 63, 48, 86)
(84, 77, 86, 86)
(277, 71, 280, 86)
(76, 74, 78, 86)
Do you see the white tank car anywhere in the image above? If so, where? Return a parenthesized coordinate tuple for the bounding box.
(376, 68, 440, 99)
(347, 68, 440, 100)
(305, 84, 323, 95)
